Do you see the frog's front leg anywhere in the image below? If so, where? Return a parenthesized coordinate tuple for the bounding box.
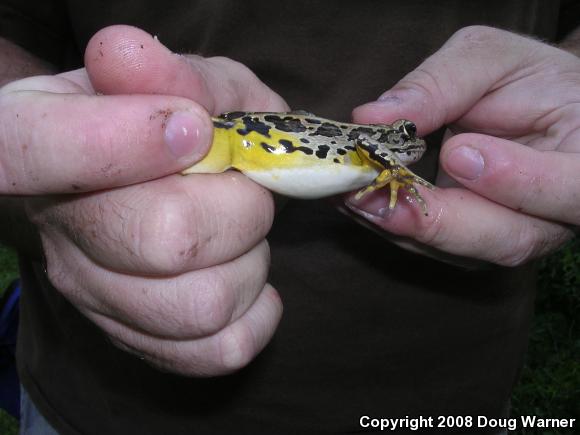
(354, 138, 434, 215)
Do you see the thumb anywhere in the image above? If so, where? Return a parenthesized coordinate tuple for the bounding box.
(84, 25, 214, 107)
(352, 26, 543, 134)
(85, 25, 288, 115)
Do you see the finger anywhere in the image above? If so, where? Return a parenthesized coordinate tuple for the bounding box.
(28, 171, 274, 275)
(344, 185, 572, 267)
(352, 26, 561, 135)
(43, 219, 271, 339)
(90, 283, 282, 376)
(0, 90, 212, 194)
(441, 133, 580, 225)
(92, 240, 271, 340)
(85, 25, 289, 113)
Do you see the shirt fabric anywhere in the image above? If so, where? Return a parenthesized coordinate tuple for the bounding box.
(1, 0, 577, 433)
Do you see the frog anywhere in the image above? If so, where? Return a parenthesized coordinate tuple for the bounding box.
(182, 110, 434, 214)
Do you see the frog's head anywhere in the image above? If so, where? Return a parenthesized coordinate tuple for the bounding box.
(380, 119, 426, 164)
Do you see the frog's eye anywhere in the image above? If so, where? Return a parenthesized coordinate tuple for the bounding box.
(402, 121, 417, 137)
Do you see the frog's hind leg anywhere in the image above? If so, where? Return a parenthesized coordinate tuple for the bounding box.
(354, 166, 430, 211)
(354, 140, 434, 215)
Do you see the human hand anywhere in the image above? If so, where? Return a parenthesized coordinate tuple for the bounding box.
(6, 25, 287, 375)
(350, 26, 580, 266)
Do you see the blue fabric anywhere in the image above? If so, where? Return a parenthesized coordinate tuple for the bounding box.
(20, 387, 59, 435)
(0, 280, 20, 419)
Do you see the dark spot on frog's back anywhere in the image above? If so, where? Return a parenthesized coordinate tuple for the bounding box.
(377, 132, 391, 143)
(220, 111, 245, 120)
(279, 139, 314, 155)
(213, 120, 235, 129)
(264, 115, 307, 133)
(260, 142, 276, 153)
(236, 116, 272, 137)
(311, 122, 343, 138)
(315, 145, 330, 159)
(347, 126, 375, 141)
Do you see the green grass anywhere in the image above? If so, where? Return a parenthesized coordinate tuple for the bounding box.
(0, 241, 578, 434)
(511, 238, 580, 434)
(0, 408, 17, 435)
(0, 244, 17, 292)
(0, 245, 18, 435)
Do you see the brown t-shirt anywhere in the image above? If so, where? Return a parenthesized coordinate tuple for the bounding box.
(2, 1, 578, 434)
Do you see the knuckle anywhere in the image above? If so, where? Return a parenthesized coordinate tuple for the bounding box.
(218, 324, 256, 372)
(450, 25, 502, 45)
(45, 258, 70, 293)
(44, 251, 84, 305)
(136, 194, 209, 275)
(186, 271, 235, 336)
(150, 355, 204, 377)
(181, 54, 210, 89)
(401, 67, 440, 96)
(207, 56, 278, 109)
(494, 224, 539, 267)
(397, 69, 447, 127)
(256, 240, 271, 272)
(209, 56, 254, 78)
(207, 56, 257, 89)
(180, 241, 270, 337)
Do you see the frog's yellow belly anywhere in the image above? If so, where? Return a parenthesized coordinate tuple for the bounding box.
(242, 165, 377, 198)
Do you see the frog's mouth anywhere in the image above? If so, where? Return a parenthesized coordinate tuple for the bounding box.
(390, 140, 427, 165)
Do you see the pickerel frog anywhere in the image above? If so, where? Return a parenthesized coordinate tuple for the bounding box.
(183, 111, 434, 214)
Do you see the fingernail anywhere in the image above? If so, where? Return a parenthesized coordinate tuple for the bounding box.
(345, 191, 393, 219)
(164, 111, 209, 159)
(376, 88, 423, 105)
(446, 145, 484, 180)
(376, 92, 405, 105)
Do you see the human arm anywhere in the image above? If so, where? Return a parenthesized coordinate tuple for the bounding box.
(350, 25, 580, 267)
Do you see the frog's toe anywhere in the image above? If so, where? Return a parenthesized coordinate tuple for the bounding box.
(355, 167, 432, 215)
(414, 175, 435, 190)
(354, 185, 376, 201)
(402, 183, 429, 216)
